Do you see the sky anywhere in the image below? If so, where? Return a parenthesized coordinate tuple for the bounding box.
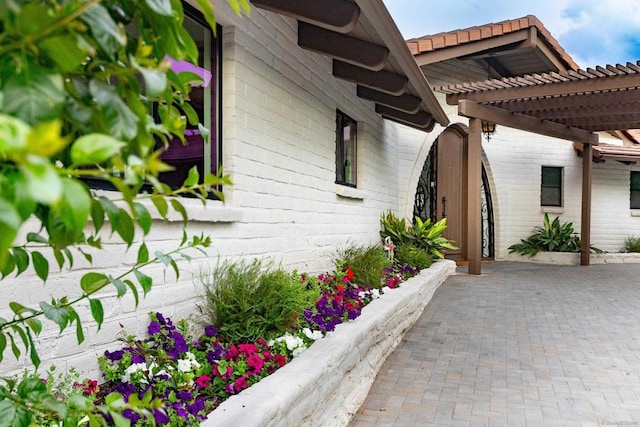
(382, 0, 640, 69)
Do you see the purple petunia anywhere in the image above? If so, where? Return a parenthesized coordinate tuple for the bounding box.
(104, 349, 124, 361)
(148, 321, 161, 335)
(172, 332, 188, 354)
(205, 325, 217, 337)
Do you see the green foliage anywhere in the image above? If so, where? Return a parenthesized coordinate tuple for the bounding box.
(0, 367, 161, 426)
(334, 242, 390, 289)
(380, 211, 457, 260)
(395, 244, 432, 269)
(197, 259, 319, 343)
(624, 235, 640, 253)
(508, 213, 603, 257)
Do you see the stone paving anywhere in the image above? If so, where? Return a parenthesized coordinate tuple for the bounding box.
(350, 262, 640, 427)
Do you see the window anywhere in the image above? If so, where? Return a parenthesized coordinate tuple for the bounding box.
(335, 110, 357, 187)
(541, 166, 562, 207)
(631, 172, 640, 209)
(159, 4, 220, 192)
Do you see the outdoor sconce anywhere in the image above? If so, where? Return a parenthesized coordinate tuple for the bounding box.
(481, 119, 497, 142)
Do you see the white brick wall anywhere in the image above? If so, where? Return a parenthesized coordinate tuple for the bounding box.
(0, 5, 425, 377)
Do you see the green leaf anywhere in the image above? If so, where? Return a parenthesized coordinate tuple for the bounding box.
(26, 328, 40, 368)
(137, 242, 149, 264)
(144, 0, 173, 15)
(39, 35, 88, 72)
(31, 251, 49, 282)
(3, 60, 65, 125)
(70, 134, 126, 166)
(55, 177, 91, 236)
(8, 333, 20, 360)
(80, 272, 109, 294)
(0, 333, 5, 364)
(91, 198, 106, 233)
(134, 269, 153, 296)
(11, 326, 28, 361)
(0, 114, 30, 157)
(184, 166, 199, 186)
(26, 232, 48, 244)
(89, 299, 104, 330)
(25, 319, 42, 335)
(70, 311, 85, 345)
(151, 195, 168, 218)
(170, 199, 188, 226)
(19, 157, 63, 205)
(193, 0, 218, 31)
(9, 302, 35, 317)
(134, 202, 152, 235)
(0, 399, 31, 427)
(89, 81, 138, 140)
(39, 302, 70, 332)
(79, 3, 126, 57)
(170, 259, 180, 280)
(132, 58, 167, 97)
(17, 376, 46, 401)
(109, 276, 127, 298)
(124, 279, 140, 308)
(115, 209, 135, 247)
(39, 395, 67, 419)
(53, 249, 64, 270)
(0, 251, 15, 278)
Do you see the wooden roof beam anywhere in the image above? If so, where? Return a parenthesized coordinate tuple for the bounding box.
(251, 0, 360, 33)
(298, 22, 388, 71)
(498, 90, 640, 112)
(357, 86, 421, 113)
(375, 105, 436, 130)
(459, 99, 599, 144)
(333, 61, 408, 95)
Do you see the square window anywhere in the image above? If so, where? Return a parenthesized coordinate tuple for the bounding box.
(335, 110, 357, 187)
(631, 171, 640, 209)
(541, 166, 562, 207)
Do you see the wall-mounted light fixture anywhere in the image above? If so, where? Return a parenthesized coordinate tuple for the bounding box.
(481, 119, 497, 142)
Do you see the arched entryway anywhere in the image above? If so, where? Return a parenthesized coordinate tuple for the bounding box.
(413, 125, 494, 261)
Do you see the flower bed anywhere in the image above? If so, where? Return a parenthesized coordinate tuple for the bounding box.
(203, 259, 456, 426)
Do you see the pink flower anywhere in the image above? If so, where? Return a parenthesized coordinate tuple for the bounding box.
(247, 354, 264, 374)
(227, 345, 239, 359)
(238, 343, 258, 355)
(213, 364, 233, 379)
(234, 376, 248, 392)
(274, 354, 287, 367)
(195, 375, 211, 388)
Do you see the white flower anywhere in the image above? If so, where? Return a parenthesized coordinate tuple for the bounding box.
(302, 328, 323, 341)
(370, 289, 381, 299)
(177, 359, 192, 372)
(184, 352, 200, 369)
(122, 362, 147, 383)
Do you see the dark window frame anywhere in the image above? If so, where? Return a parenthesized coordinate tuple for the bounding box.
(541, 166, 563, 207)
(335, 110, 357, 187)
(631, 171, 640, 209)
(85, 3, 223, 199)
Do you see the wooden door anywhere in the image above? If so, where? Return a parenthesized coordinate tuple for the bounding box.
(435, 128, 467, 260)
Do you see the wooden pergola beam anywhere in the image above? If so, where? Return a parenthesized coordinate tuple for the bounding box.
(446, 73, 640, 104)
(499, 89, 640, 112)
(333, 61, 408, 95)
(298, 23, 388, 71)
(375, 105, 435, 130)
(458, 99, 599, 145)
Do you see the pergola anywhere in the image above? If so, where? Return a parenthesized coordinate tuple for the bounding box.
(436, 62, 640, 274)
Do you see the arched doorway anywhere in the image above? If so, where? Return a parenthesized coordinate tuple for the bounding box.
(413, 126, 494, 260)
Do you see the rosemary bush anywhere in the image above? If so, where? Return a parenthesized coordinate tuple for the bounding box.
(197, 259, 318, 343)
(395, 244, 432, 269)
(334, 243, 390, 289)
(624, 235, 640, 253)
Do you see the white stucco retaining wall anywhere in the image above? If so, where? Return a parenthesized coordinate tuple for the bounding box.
(202, 259, 456, 427)
(503, 252, 640, 265)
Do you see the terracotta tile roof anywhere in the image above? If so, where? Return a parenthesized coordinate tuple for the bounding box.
(407, 15, 578, 70)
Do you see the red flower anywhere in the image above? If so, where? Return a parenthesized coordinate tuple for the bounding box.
(195, 375, 211, 388)
(274, 354, 287, 367)
(335, 285, 345, 294)
(345, 268, 355, 280)
(262, 350, 273, 361)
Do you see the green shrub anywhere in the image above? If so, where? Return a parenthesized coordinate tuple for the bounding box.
(335, 243, 390, 289)
(380, 211, 457, 259)
(624, 235, 640, 253)
(197, 259, 319, 343)
(395, 244, 432, 269)
(508, 213, 603, 257)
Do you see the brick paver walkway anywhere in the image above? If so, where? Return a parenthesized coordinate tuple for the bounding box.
(350, 262, 640, 427)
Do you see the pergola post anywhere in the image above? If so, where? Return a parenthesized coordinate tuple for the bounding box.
(581, 143, 593, 266)
(467, 118, 483, 275)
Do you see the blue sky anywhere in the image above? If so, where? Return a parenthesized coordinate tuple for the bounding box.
(382, 0, 640, 69)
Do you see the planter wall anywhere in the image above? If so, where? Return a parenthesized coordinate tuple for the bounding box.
(202, 259, 457, 427)
(502, 251, 640, 265)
